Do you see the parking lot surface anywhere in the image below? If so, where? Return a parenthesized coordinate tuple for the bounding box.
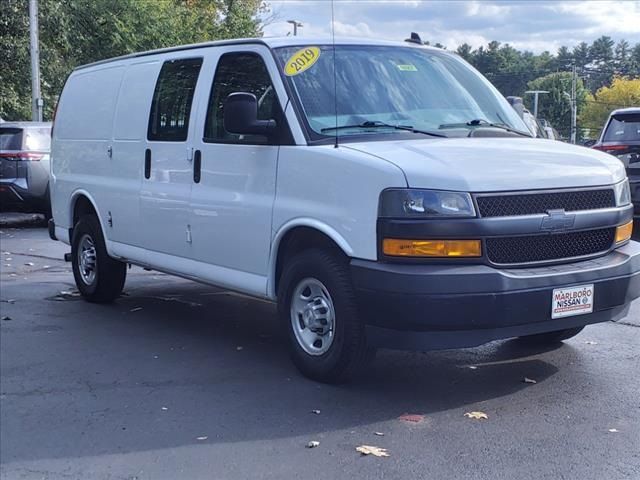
(1, 226, 639, 480)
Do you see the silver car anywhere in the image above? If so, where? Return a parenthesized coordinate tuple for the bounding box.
(0, 122, 52, 215)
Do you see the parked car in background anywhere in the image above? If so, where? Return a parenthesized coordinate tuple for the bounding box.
(539, 118, 560, 141)
(593, 107, 640, 221)
(0, 122, 52, 215)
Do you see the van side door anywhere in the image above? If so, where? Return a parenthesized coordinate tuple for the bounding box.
(189, 46, 293, 296)
(140, 57, 203, 258)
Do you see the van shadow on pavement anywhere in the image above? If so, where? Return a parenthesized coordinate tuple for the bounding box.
(1, 275, 564, 463)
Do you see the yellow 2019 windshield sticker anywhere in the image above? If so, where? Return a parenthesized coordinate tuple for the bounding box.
(284, 47, 321, 76)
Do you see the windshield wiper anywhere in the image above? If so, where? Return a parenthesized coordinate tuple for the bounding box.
(439, 118, 532, 137)
(321, 120, 447, 138)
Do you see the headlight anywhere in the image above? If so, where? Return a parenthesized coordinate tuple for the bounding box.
(614, 179, 631, 206)
(379, 189, 476, 218)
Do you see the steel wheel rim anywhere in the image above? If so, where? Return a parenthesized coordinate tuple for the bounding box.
(290, 277, 336, 356)
(78, 234, 97, 285)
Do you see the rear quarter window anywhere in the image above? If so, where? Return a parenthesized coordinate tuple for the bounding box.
(604, 114, 640, 142)
(0, 128, 23, 150)
(147, 58, 203, 142)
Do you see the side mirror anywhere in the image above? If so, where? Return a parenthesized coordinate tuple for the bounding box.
(223, 92, 277, 137)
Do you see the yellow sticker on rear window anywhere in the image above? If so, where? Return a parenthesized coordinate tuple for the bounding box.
(284, 47, 321, 76)
(397, 64, 418, 72)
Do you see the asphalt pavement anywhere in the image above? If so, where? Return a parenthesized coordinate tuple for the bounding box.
(1, 225, 639, 480)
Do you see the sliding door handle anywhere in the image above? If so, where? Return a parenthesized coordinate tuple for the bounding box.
(193, 149, 202, 183)
(144, 149, 151, 179)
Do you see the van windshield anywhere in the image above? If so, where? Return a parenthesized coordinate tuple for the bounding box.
(275, 45, 529, 139)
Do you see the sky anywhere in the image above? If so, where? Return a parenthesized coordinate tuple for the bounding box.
(261, 0, 640, 54)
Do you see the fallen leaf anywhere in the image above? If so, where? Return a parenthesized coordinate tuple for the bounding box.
(130, 307, 143, 312)
(311, 409, 321, 415)
(374, 432, 385, 436)
(608, 428, 619, 433)
(399, 413, 424, 423)
(356, 445, 389, 457)
(1, 316, 12, 321)
(464, 411, 488, 420)
(306, 441, 320, 448)
(523, 377, 537, 384)
(196, 436, 208, 441)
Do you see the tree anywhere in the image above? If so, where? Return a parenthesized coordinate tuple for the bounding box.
(555, 46, 573, 70)
(527, 72, 589, 139)
(614, 39, 631, 73)
(572, 41, 590, 68)
(581, 77, 640, 136)
(456, 43, 473, 62)
(0, 0, 267, 121)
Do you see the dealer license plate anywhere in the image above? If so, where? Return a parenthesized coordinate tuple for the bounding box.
(551, 284, 594, 319)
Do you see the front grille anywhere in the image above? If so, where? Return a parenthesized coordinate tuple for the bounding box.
(486, 228, 615, 265)
(476, 189, 615, 217)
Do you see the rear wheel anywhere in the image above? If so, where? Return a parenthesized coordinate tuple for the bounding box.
(71, 214, 126, 303)
(517, 326, 585, 345)
(278, 248, 371, 383)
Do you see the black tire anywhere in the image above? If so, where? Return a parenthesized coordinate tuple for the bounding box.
(517, 326, 585, 345)
(71, 214, 126, 303)
(277, 248, 371, 383)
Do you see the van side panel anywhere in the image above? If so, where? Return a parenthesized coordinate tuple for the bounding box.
(270, 145, 407, 298)
(51, 65, 125, 238)
(110, 60, 162, 245)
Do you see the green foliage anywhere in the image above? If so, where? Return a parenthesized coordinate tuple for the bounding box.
(526, 73, 589, 138)
(0, 0, 265, 121)
(582, 77, 640, 136)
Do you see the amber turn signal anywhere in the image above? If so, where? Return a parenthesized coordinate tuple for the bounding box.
(615, 221, 633, 244)
(383, 239, 482, 257)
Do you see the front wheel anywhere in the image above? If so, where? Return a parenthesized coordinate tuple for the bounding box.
(71, 214, 126, 303)
(277, 249, 371, 383)
(517, 326, 585, 345)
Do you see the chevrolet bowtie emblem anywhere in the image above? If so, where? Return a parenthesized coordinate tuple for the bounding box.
(540, 209, 575, 232)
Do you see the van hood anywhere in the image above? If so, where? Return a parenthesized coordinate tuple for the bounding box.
(345, 137, 626, 191)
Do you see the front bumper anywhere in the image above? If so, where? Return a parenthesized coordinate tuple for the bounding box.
(351, 241, 640, 350)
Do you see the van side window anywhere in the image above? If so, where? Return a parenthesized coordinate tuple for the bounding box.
(204, 52, 278, 144)
(148, 58, 203, 142)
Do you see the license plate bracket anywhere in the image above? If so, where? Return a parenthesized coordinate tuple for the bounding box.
(551, 284, 594, 319)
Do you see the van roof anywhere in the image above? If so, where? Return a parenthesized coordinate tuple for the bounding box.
(75, 36, 442, 71)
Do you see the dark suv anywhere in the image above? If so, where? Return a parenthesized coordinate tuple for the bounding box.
(0, 122, 52, 215)
(593, 108, 640, 220)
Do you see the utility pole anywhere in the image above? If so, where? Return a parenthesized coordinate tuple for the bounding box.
(570, 64, 577, 144)
(29, 0, 43, 122)
(287, 19, 303, 36)
(525, 90, 549, 119)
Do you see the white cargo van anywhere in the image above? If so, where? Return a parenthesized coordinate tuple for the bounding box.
(50, 37, 639, 382)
